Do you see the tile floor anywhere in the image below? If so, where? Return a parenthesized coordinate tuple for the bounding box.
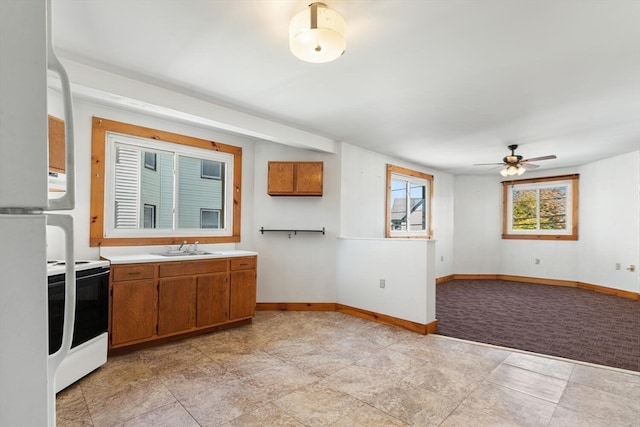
(56, 311, 640, 426)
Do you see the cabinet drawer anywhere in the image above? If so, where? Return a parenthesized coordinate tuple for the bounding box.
(112, 264, 154, 282)
(159, 259, 228, 277)
(230, 257, 256, 271)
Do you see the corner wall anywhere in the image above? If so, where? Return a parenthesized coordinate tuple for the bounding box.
(453, 151, 640, 294)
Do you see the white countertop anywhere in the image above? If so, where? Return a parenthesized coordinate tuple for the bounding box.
(102, 250, 258, 265)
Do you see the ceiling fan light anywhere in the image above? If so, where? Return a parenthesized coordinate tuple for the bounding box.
(289, 2, 346, 63)
(516, 165, 526, 175)
(500, 167, 509, 177)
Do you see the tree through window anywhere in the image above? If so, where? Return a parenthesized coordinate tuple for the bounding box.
(503, 174, 578, 240)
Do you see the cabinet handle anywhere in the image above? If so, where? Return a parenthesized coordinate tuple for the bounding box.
(128, 271, 141, 276)
(240, 263, 248, 267)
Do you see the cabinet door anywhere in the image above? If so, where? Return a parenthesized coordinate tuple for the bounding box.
(158, 276, 196, 335)
(48, 115, 65, 173)
(196, 273, 229, 327)
(230, 270, 256, 320)
(295, 162, 323, 195)
(111, 280, 157, 346)
(267, 162, 295, 194)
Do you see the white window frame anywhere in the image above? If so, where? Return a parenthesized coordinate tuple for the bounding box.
(386, 164, 433, 238)
(502, 174, 579, 240)
(104, 132, 234, 238)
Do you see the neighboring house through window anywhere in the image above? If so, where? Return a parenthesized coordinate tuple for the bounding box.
(201, 160, 222, 180)
(200, 209, 221, 229)
(143, 204, 156, 228)
(144, 151, 157, 171)
(386, 164, 433, 238)
(502, 174, 579, 240)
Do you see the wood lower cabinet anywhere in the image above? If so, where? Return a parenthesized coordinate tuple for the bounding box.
(197, 273, 229, 327)
(111, 279, 157, 346)
(158, 276, 196, 335)
(109, 256, 256, 351)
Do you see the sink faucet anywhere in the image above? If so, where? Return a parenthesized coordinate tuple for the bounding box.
(178, 240, 187, 251)
(194, 241, 199, 252)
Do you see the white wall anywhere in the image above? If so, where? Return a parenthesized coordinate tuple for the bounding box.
(336, 238, 436, 324)
(339, 143, 455, 278)
(46, 91, 257, 260)
(453, 175, 502, 274)
(251, 142, 340, 303)
(453, 152, 640, 293)
(47, 79, 638, 314)
(578, 151, 640, 292)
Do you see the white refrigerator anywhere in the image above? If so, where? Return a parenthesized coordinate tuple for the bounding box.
(0, 0, 77, 425)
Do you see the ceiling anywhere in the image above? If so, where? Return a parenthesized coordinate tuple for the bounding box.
(51, 0, 639, 175)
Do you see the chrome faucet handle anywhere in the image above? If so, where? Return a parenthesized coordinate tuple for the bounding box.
(194, 241, 199, 251)
(178, 240, 187, 251)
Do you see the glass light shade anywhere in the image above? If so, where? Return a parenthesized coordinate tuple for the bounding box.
(290, 2, 346, 63)
(500, 165, 526, 177)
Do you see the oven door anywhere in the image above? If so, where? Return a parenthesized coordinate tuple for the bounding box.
(48, 267, 109, 355)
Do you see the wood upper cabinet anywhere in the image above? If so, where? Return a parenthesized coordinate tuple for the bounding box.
(267, 161, 323, 196)
(48, 115, 65, 173)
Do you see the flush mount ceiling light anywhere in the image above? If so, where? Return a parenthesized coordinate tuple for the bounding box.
(289, 2, 346, 63)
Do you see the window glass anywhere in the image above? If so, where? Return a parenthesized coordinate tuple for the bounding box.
(201, 160, 222, 179)
(90, 117, 242, 247)
(386, 164, 433, 238)
(143, 204, 156, 228)
(105, 133, 232, 237)
(200, 209, 220, 229)
(503, 175, 578, 240)
(144, 152, 157, 171)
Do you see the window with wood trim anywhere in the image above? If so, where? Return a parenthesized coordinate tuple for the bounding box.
(386, 164, 433, 238)
(90, 117, 242, 247)
(502, 174, 579, 240)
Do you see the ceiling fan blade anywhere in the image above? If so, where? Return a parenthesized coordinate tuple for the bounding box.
(474, 162, 505, 166)
(521, 155, 556, 162)
(522, 163, 540, 169)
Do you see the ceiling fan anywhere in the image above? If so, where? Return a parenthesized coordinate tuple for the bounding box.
(475, 144, 557, 176)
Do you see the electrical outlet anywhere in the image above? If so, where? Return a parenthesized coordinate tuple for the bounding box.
(615, 263, 621, 270)
(379, 279, 385, 288)
(535, 258, 540, 265)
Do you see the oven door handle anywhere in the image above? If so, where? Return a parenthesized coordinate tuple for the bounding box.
(46, 214, 75, 389)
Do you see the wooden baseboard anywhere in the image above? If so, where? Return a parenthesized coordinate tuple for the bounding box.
(255, 302, 435, 334)
(499, 275, 578, 287)
(255, 302, 337, 311)
(436, 274, 639, 301)
(435, 274, 454, 284)
(577, 282, 639, 301)
(336, 304, 433, 335)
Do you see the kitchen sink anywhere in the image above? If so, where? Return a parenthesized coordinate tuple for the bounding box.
(155, 251, 218, 257)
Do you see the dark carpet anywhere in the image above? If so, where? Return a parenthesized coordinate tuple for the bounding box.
(435, 280, 640, 372)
